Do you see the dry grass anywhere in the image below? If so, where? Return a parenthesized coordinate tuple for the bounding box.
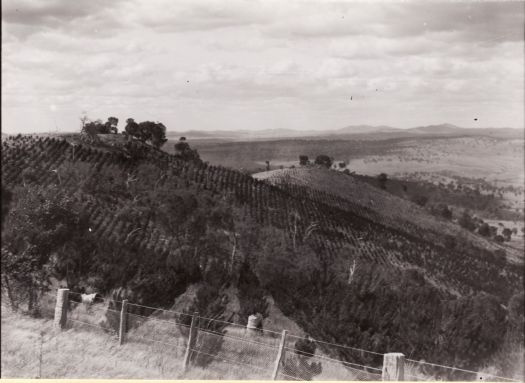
(1, 306, 263, 380)
(1, 302, 386, 381)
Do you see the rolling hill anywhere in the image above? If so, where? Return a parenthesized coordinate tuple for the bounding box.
(1, 133, 523, 378)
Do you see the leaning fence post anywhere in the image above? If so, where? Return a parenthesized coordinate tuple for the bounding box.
(272, 329, 288, 380)
(53, 288, 69, 329)
(382, 352, 405, 381)
(183, 311, 199, 372)
(118, 299, 129, 345)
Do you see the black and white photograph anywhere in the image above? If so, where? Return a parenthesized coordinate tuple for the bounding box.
(1, 0, 524, 381)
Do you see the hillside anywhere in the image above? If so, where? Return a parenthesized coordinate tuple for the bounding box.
(1, 133, 523, 378)
(253, 167, 522, 264)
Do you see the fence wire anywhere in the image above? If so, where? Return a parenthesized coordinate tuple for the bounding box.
(54, 290, 521, 382)
(66, 298, 118, 336)
(405, 358, 522, 382)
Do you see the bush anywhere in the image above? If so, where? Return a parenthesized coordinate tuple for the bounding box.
(314, 155, 332, 168)
(299, 155, 309, 166)
(478, 223, 491, 237)
(412, 195, 429, 207)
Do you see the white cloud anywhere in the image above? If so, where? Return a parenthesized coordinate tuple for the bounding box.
(1, 0, 523, 133)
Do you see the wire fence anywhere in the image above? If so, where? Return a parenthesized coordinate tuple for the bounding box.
(39, 290, 523, 382)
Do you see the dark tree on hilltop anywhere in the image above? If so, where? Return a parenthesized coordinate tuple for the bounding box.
(125, 118, 140, 138)
(124, 119, 168, 148)
(82, 117, 119, 134)
(148, 122, 168, 149)
(174, 137, 201, 162)
(299, 155, 309, 166)
(377, 173, 388, 190)
(314, 155, 332, 168)
(105, 117, 119, 134)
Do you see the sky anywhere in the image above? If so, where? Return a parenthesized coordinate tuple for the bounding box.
(2, 0, 524, 134)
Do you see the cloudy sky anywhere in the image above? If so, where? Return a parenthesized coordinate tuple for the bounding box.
(2, 0, 524, 134)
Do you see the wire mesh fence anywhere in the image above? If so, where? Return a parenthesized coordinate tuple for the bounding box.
(405, 358, 522, 382)
(192, 326, 280, 379)
(280, 334, 383, 381)
(44, 290, 522, 382)
(66, 294, 118, 337)
(38, 292, 57, 320)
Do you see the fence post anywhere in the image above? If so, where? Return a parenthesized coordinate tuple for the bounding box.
(118, 299, 128, 345)
(53, 288, 69, 329)
(272, 329, 288, 380)
(382, 352, 405, 381)
(183, 311, 199, 372)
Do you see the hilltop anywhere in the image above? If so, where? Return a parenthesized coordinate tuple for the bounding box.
(1, 133, 523, 378)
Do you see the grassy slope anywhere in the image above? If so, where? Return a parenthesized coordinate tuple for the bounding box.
(0, 306, 266, 380)
(1, 298, 385, 381)
(253, 166, 522, 264)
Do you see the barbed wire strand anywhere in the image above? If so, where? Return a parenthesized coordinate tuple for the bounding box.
(133, 335, 187, 351)
(406, 359, 521, 382)
(197, 316, 283, 336)
(67, 291, 124, 305)
(68, 319, 117, 335)
(127, 312, 192, 329)
(68, 301, 121, 315)
(126, 302, 192, 318)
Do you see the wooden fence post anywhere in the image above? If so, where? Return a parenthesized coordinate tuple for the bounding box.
(53, 288, 69, 329)
(382, 352, 405, 381)
(118, 299, 128, 345)
(272, 330, 288, 380)
(183, 311, 199, 372)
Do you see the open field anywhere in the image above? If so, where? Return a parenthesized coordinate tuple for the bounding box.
(350, 137, 524, 189)
(182, 136, 524, 189)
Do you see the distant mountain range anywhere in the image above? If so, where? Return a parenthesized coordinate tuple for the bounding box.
(167, 123, 524, 141)
(4, 123, 522, 141)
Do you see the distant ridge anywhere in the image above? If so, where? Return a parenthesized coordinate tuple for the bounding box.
(6, 124, 522, 141)
(168, 124, 523, 141)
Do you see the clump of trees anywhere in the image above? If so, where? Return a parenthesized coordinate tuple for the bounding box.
(174, 137, 201, 162)
(412, 194, 429, 207)
(430, 203, 453, 220)
(124, 118, 167, 149)
(299, 155, 309, 166)
(81, 116, 119, 134)
(1, 185, 95, 314)
(314, 155, 333, 168)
